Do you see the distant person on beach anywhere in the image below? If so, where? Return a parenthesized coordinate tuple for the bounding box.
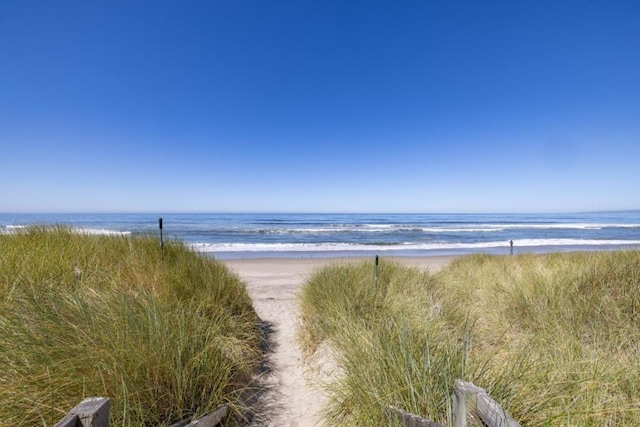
(510, 240, 514, 255)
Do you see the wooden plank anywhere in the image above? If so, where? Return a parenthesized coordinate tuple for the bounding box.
(385, 406, 445, 427)
(183, 404, 229, 427)
(55, 397, 110, 427)
(454, 380, 520, 427)
(168, 419, 191, 427)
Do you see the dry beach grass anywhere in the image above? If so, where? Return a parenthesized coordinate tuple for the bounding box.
(4, 228, 638, 426)
(299, 251, 640, 426)
(0, 227, 262, 425)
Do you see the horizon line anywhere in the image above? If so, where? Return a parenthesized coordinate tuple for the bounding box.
(2, 209, 639, 216)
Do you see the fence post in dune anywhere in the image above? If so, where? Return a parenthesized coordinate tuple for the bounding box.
(55, 397, 110, 427)
(159, 217, 164, 261)
(375, 255, 379, 290)
(453, 382, 467, 427)
(453, 379, 521, 427)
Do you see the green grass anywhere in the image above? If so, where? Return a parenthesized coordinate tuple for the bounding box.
(0, 226, 261, 426)
(299, 251, 640, 426)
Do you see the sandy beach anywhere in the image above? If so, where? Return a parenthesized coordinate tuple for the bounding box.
(223, 256, 455, 426)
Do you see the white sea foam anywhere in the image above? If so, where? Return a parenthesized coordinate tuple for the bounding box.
(417, 227, 502, 233)
(0, 225, 131, 236)
(189, 239, 640, 253)
(0, 225, 25, 235)
(71, 228, 132, 236)
(240, 222, 640, 235)
(266, 226, 503, 234)
(474, 223, 640, 230)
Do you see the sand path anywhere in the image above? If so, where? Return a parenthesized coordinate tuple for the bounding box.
(223, 256, 453, 427)
(225, 258, 328, 427)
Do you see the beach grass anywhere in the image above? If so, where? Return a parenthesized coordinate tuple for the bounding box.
(299, 251, 640, 426)
(0, 226, 261, 426)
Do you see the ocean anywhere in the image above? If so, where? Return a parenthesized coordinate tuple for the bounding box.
(1, 212, 640, 259)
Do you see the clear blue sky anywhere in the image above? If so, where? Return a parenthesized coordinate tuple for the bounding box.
(1, 1, 639, 213)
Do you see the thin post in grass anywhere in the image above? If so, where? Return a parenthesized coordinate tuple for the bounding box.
(159, 218, 164, 260)
(375, 255, 379, 290)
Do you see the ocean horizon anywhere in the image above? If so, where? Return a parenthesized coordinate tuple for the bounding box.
(2, 211, 640, 259)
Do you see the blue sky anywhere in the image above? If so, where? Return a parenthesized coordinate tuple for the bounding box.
(1, 1, 639, 213)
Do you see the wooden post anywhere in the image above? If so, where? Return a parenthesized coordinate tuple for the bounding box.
(55, 397, 110, 427)
(375, 255, 379, 290)
(384, 380, 520, 427)
(453, 384, 467, 427)
(453, 380, 520, 427)
(159, 218, 164, 260)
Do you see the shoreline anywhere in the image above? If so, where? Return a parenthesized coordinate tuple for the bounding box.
(209, 244, 640, 261)
(222, 255, 458, 276)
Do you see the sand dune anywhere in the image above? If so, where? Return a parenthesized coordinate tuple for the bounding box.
(224, 256, 454, 426)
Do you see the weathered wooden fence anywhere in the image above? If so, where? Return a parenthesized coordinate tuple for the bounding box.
(387, 379, 521, 427)
(55, 398, 228, 427)
(58, 379, 516, 426)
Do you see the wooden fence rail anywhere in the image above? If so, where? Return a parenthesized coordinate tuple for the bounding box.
(168, 405, 229, 427)
(387, 379, 521, 427)
(58, 379, 517, 427)
(386, 406, 445, 427)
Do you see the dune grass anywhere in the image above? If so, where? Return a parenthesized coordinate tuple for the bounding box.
(0, 226, 261, 426)
(299, 251, 640, 426)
